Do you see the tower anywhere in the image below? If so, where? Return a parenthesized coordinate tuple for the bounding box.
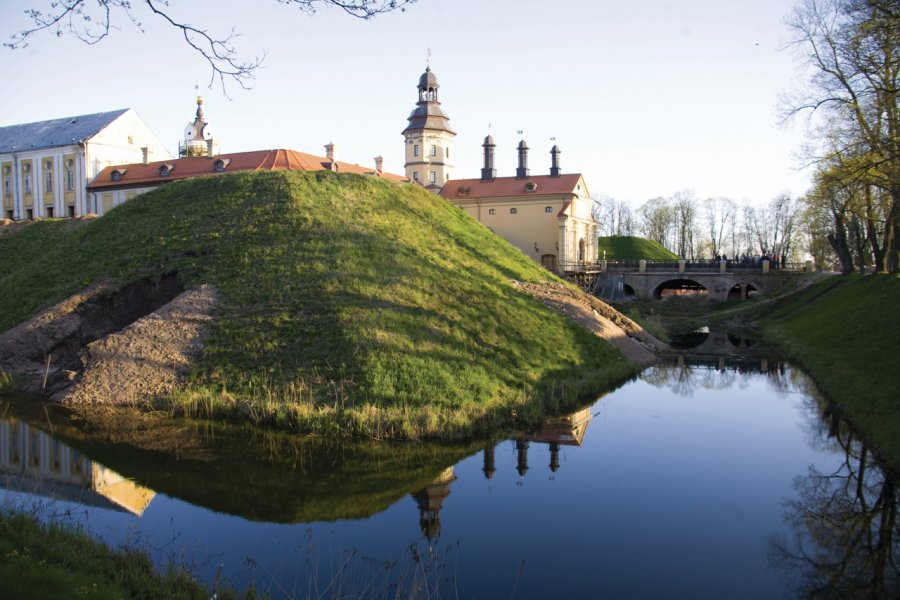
(402, 66, 456, 192)
(180, 96, 219, 158)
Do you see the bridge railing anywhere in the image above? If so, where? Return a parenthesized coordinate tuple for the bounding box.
(561, 259, 810, 274)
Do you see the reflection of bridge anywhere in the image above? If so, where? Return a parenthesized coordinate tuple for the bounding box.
(0, 418, 155, 515)
(566, 259, 819, 301)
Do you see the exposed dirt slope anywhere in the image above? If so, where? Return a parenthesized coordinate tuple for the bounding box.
(0, 280, 217, 407)
(59, 285, 218, 405)
(512, 280, 664, 365)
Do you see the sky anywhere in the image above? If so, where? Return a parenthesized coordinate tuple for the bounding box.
(0, 0, 813, 206)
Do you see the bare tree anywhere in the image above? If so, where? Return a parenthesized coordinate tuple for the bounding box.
(671, 190, 700, 259)
(637, 197, 673, 250)
(593, 194, 635, 237)
(782, 0, 899, 272)
(5, 0, 416, 93)
(703, 197, 737, 259)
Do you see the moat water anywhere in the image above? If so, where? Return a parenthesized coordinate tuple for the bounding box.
(1, 357, 897, 598)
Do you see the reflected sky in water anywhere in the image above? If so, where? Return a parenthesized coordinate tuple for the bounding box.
(1, 361, 896, 599)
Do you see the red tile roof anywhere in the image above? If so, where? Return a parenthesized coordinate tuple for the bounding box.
(88, 148, 407, 190)
(439, 173, 586, 201)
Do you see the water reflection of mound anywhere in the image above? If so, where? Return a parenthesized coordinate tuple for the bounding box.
(667, 327, 710, 349)
(1, 401, 481, 524)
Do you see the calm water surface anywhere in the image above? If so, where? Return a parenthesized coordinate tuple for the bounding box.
(1, 359, 897, 599)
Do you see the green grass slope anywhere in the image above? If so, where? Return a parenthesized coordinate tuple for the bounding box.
(0, 171, 635, 438)
(763, 274, 900, 466)
(598, 235, 678, 260)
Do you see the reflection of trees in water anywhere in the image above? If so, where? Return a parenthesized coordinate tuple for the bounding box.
(770, 419, 899, 599)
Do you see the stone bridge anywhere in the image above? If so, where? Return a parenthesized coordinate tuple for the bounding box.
(622, 271, 791, 301)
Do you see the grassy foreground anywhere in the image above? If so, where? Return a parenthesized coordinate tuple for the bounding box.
(0, 171, 635, 439)
(762, 274, 900, 466)
(0, 511, 253, 599)
(598, 235, 678, 260)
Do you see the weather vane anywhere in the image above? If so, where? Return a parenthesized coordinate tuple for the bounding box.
(426, 47, 431, 68)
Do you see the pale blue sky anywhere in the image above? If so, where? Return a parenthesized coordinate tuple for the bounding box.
(1, 0, 810, 205)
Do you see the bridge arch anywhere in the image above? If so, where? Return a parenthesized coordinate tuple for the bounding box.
(726, 282, 759, 301)
(622, 283, 635, 297)
(653, 278, 708, 300)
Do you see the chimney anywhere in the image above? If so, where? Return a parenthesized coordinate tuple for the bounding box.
(324, 142, 335, 160)
(516, 140, 529, 179)
(141, 147, 149, 165)
(374, 155, 383, 174)
(481, 135, 496, 182)
(550, 145, 561, 177)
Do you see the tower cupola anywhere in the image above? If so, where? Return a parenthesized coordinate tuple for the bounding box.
(402, 64, 456, 191)
(180, 95, 219, 158)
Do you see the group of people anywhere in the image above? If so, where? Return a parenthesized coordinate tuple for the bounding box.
(712, 253, 787, 268)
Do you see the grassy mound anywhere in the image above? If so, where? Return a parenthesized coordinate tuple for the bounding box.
(598, 235, 678, 260)
(763, 274, 900, 466)
(0, 171, 635, 438)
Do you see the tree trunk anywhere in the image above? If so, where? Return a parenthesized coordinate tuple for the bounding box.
(829, 208, 855, 274)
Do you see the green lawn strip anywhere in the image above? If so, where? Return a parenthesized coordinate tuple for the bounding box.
(0, 171, 637, 439)
(0, 510, 236, 599)
(597, 235, 679, 260)
(762, 273, 900, 466)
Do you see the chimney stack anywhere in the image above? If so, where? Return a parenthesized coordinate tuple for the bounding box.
(481, 135, 496, 182)
(324, 142, 335, 160)
(550, 145, 561, 177)
(516, 140, 529, 179)
(374, 155, 384, 174)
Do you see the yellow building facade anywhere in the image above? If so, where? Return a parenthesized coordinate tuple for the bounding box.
(440, 138, 598, 273)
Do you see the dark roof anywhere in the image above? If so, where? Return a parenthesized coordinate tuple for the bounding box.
(0, 109, 130, 154)
(418, 67, 439, 90)
(88, 148, 407, 190)
(402, 103, 456, 135)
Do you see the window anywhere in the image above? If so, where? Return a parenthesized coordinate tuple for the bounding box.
(412, 171, 419, 181)
(213, 159, 227, 172)
(488, 208, 496, 215)
(430, 145, 437, 156)
(45, 206, 54, 218)
(510, 207, 518, 214)
(545, 206, 553, 213)
(3, 175, 10, 197)
(26, 208, 33, 220)
(67, 205, 75, 218)
(65, 160, 75, 191)
(413, 145, 419, 157)
(23, 165, 32, 195)
(159, 164, 174, 177)
(44, 171, 53, 193)
(524, 182, 538, 192)
(111, 170, 123, 182)
(429, 171, 436, 184)
(5, 209, 12, 220)
(127, 135, 134, 145)
(446, 147, 450, 158)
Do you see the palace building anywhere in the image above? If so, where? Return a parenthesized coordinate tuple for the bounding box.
(0, 109, 170, 220)
(403, 65, 598, 272)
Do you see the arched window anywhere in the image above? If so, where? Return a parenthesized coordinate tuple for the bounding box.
(510, 207, 518, 214)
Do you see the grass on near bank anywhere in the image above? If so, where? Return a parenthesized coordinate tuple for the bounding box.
(0, 171, 635, 439)
(762, 273, 900, 466)
(0, 511, 259, 599)
(598, 235, 678, 260)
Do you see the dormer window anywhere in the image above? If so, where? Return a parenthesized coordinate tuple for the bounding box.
(159, 164, 174, 177)
(524, 182, 538, 193)
(213, 158, 230, 172)
(457, 186, 470, 196)
(110, 169, 127, 182)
